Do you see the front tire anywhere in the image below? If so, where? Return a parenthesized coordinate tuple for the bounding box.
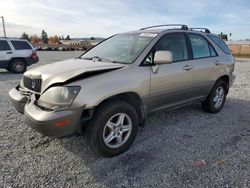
(202, 80, 227, 113)
(9, 59, 27, 73)
(86, 101, 139, 157)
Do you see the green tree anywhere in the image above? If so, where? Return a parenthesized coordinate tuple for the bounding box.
(21, 32, 30, 41)
(218, 32, 228, 41)
(65, 35, 71, 40)
(41, 30, 48, 44)
(90, 37, 95, 40)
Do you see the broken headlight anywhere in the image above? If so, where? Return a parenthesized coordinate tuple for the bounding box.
(37, 86, 81, 110)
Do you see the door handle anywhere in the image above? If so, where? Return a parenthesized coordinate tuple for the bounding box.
(183, 65, 193, 71)
(6, 52, 12, 54)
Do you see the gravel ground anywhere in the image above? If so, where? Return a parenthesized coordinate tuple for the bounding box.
(0, 52, 249, 187)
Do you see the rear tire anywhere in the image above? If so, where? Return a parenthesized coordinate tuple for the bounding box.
(86, 100, 139, 157)
(202, 80, 227, 113)
(9, 59, 27, 73)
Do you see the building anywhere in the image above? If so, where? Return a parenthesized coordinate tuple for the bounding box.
(60, 38, 104, 48)
(60, 40, 81, 45)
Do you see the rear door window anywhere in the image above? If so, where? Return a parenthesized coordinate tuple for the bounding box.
(188, 34, 212, 59)
(11, 40, 32, 50)
(0, 40, 11, 51)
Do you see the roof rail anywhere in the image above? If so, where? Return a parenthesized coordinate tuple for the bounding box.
(0, 37, 23, 39)
(189, 28, 211, 33)
(140, 24, 188, 31)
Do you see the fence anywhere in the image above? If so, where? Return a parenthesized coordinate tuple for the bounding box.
(228, 44, 250, 57)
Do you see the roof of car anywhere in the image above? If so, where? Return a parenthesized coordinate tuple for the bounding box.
(0, 37, 28, 41)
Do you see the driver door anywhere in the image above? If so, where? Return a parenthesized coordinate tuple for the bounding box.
(148, 33, 196, 112)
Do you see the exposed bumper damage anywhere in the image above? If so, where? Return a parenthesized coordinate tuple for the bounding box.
(9, 60, 124, 137)
(9, 86, 29, 114)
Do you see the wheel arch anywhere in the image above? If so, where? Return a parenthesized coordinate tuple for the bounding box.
(216, 75, 230, 94)
(80, 92, 146, 131)
(9, 57, 27, 67)
(10, 57, 27, 63)
(98, 92, 146, 126)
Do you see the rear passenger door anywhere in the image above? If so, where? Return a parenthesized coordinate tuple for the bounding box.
(148, 33, 197, 112)
(187, 33, 218, 98)
(0, 40, 13, 68)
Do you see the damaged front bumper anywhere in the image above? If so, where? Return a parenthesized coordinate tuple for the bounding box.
(9, 86, 84, 137)
(9, 86, 29, 114)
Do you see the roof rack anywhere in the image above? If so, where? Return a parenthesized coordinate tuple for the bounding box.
(140, 24, 188, 31)
(189, 28, 211, 33)
(0, 37, 23, 39)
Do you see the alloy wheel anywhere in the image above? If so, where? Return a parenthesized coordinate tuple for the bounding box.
(213, 86, 225, 109)
(103, 113, 132, 148)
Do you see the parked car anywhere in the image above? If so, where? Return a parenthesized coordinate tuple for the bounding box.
(0, 38, 39, 73)
(9, 25, 235, 157)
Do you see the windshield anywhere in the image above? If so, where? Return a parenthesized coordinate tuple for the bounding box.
(81, 33, 157, 64)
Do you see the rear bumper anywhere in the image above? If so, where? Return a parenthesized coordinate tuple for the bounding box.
(25, 57, 39, 66)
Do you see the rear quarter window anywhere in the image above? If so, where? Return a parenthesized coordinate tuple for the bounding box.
(208, 35, 231, 54)
(11, 40, 32, 50)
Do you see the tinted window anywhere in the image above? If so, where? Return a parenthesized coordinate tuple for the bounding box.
(208, 35, 231, 54)
(0, 40, 11, 51)
(189, 34, 211, 58)
(11, 40, 32, 50)
(155, 33, 189, 62)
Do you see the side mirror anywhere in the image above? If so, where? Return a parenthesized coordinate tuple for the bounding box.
(154, 51, 173, 64)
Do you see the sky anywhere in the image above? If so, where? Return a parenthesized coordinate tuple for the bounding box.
(0, 0, 250, 40)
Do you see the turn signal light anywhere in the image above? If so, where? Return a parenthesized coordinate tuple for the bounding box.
(54, 118, 72, 127)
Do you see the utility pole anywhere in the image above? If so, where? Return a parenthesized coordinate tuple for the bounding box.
(1, 16, 7, 37)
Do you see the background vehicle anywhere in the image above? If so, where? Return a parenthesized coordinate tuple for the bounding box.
(9, 24, 235, 157)
(0, 38, 39, 73)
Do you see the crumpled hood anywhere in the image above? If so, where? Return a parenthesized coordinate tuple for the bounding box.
(24, 58, 124, 92)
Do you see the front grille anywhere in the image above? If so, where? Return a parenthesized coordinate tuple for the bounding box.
(23, 76, 42, 93)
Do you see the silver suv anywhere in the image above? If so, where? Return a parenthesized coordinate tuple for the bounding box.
(0, 38, 39, 73)
(9, 25, 235, 156)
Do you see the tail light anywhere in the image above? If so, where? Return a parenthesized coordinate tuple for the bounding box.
(31, 51, 38, 60)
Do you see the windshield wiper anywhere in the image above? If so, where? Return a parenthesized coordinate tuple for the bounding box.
(81, 56, 106, 61)
(82, 56, 126, 64)
(81, 57, 93, 60)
